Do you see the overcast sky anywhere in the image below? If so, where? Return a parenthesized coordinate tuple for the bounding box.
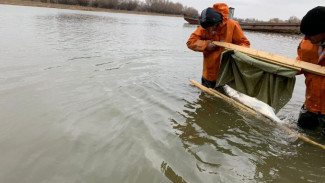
(170, 0, 325, 21)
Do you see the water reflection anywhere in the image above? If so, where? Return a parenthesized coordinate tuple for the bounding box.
(170, 91, 318, 181)
(172, 93, 257, 180)
(161, 161, 187, 183)
(182, 23, 199, 28)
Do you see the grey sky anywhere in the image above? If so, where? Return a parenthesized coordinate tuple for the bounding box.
(171, 0, 325, 21)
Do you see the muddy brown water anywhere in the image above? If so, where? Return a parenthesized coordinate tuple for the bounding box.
(0, 4, 324, 183)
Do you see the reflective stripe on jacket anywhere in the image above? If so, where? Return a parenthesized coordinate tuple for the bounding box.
(297, 39, 325, 114)
(186, 3, 250, 82)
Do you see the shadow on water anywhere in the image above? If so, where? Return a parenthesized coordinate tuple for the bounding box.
(169, 90, 325, 182)
(161, 161, 187, 183)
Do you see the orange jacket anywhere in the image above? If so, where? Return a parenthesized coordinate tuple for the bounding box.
(297, 39, 325, 114)
(186, 3, 250, 81)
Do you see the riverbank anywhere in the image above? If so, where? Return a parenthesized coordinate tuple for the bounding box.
(0, 0, 181, 17)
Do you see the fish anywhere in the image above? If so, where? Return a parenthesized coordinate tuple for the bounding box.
(222, 85, 282, 123)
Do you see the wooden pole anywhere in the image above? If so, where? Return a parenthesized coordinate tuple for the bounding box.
(213, 41, 325, 76)
(189, 79, 325, 150)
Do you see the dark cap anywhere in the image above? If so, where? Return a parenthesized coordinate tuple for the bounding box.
(199, 7, 223, 29)
(300, 6, 325, 36)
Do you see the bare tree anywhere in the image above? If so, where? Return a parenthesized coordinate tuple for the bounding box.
(118, 0, 139, 11)
(245, 18, 260, 23)
(36, 0, 198, 16)
(183, 6, 198, 17)
(269, 18, 283, 23)
(287, 16, 300, 23)
(97, 0, 119, 9)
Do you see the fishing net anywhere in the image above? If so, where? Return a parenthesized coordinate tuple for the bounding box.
(216, 50, 298, 113)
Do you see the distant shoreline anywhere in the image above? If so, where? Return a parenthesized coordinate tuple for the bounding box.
(0, 0, 182, 17)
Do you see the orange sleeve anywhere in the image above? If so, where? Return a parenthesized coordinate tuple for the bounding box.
(232, 22, 250, 48)
(186, 27, 210, 52)
(296, 40, 303, 61)
(296, 40, 304, 75)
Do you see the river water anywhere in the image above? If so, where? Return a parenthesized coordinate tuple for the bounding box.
(1, 4, 325, 183)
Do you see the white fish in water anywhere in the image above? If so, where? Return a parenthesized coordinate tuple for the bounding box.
(222, 85, 282, 123)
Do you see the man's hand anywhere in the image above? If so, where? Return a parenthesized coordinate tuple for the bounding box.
(205, 41, 219, 51)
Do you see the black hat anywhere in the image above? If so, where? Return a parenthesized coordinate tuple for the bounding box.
(199, 7, 223, 29)
(300, 6, 325, 36)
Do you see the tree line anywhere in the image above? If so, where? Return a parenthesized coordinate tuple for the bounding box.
(32, 0, 199, 16)
(26, 0, 302, 23)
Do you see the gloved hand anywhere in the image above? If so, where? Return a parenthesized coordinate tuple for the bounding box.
(205, 41, 219, 52)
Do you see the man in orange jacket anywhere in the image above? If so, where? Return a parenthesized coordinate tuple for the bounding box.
(296, 6, 325, 135)
(187, 3, 250, 88)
